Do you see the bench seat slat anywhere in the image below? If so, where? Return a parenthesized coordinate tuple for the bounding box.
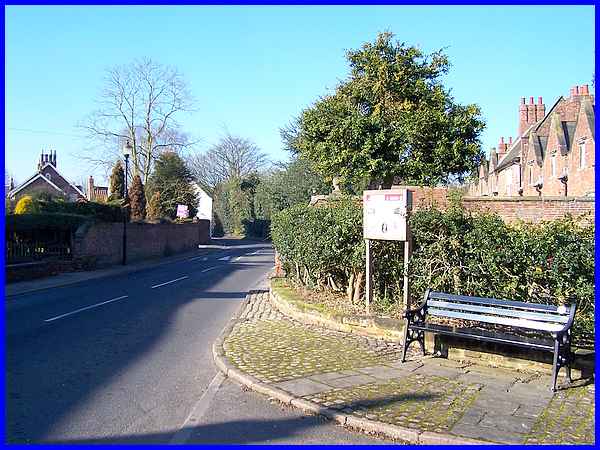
(427, 299, 569, 324)
(428, 308, 565, 332)
(429, 291, 563, 313)
(410, 323, 555, 351)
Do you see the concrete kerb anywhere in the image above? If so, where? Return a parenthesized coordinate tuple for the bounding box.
(211, 290, 490, 445)
(268, 282, 406, 342)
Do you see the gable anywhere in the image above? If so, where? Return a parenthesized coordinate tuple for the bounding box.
(8, 173, 64, 198)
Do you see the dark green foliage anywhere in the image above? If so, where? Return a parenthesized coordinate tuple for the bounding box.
(271, 200, 594, 345)
(147, 152, 198, 219)
(5, 213, 91, 232)
(212, 176, 257, 237)
(108, 160, 125, 201)
(254, 158, 329, 220)
(271, 196, 364, 293)
(128, 174, 146, 221)
(36, 199, 123, 222)
(146, 191, 163, 221)
(295, 32, 485, 187)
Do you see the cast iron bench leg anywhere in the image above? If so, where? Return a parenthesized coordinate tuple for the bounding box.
(401, 321, 410, 363)
(551, 339, 560, 392)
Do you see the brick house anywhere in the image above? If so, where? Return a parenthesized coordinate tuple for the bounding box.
(468, 85, 595, 197)
(8, 151, 87, 201)
(86, 176, 109, 202)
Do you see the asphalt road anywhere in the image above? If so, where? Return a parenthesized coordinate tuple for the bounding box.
(5, 238, 384, 444)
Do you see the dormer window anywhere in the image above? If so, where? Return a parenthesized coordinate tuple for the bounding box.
(45, 172, 51, 181)
(579, 142, 586, 169)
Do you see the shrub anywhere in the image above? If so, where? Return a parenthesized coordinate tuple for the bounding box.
(14, 195, 38, 214)
(129, 175, 146, 221)
(6, 213, 90, 232)
(36, 199, 123, 222)
(272, 200, 594, 345)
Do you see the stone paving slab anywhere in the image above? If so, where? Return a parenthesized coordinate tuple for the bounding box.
(218, 291, 595, 444)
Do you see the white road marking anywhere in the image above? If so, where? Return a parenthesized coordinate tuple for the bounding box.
(44, 295, 129, 322)
(169, 371, 226, 444)
(200, 266, 216, 273)
(188, 255, 208, 261)
(151, 276, 189, 289)
(218, 256, 231, 261)
(233, 255, 242, 261)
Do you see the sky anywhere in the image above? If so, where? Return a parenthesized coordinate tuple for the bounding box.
(4, 5, 595, 186)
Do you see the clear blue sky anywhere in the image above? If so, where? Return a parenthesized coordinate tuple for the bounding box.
(5, 5, 595, 186)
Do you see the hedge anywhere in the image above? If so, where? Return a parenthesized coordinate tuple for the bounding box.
(271, 197, 594, 345)
(5, 213, 92, 233)
(36, 200, 123, 222)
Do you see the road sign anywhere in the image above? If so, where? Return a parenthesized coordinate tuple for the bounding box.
(176, 204, 189, 219)
(363, 189, 411, 241)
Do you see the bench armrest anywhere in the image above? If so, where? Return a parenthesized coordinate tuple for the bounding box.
(403, 288, 430, 321)
(558, 302, 578, 334)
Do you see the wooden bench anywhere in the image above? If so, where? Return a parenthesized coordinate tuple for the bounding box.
(401, 289, 577, 391)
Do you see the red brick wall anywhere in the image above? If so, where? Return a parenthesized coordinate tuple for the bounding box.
(461, 196, 594, 223)
(73, 220, 211, 266)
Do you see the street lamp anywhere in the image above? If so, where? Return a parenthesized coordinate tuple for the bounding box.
(122, 140, 132, 265)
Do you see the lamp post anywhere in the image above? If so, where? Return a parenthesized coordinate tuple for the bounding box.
(122, 140, 132, 265)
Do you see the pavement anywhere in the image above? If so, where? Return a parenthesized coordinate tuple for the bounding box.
(214, 291, 596, 445)
(5, 241, 233, 299)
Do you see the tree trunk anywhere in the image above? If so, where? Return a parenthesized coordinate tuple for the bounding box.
(347, 272, 355, 302)
(353, 271, 364, 303)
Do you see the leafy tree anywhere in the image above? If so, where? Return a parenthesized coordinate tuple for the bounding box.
(295, 32, 485, 187)
(108, 161, 125, 201)
(147, 152, 198, 219)
(255, 157, 329, 219)
(146, 191, 163, 221)
(128, 175, 146, 221)
(14, 195, 38, 214)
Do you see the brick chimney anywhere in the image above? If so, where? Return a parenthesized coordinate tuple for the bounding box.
(535, 97, 545, 121)
(579, 84, 590, 96)
(87, 176, 94, 201)
(497, 137, 509, 159)
(518, 97, 528, 135)
(570, 85, 580, 98)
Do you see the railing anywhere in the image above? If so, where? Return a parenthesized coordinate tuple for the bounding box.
(6, 240, 72, 264)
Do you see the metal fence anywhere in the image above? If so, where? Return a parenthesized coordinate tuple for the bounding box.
(6, 232, 73, 264)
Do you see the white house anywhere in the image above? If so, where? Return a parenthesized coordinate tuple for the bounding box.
(192, 183, 213, 236)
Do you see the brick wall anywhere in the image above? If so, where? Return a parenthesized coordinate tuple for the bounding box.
(73, 220, 211, 267)
(461, 196, 594, 223)
(311, 188, 594, 224)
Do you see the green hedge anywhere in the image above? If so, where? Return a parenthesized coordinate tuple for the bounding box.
(36, 200, 123, 222)
(5, 213, 92, 233)
(271, 198, 594, 345)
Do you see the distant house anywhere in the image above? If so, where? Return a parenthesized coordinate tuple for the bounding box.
(7, 151, 87, 202)
(86, 176, 109, 202)
(468, 85, 595, 198)
(192, 183, 213, 236)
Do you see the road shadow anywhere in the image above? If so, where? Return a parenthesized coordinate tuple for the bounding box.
(5, 240, 274, 443)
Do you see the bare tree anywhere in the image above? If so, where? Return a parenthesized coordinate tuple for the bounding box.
(188, 133, 269, 194)
(79, 58, 195, 184)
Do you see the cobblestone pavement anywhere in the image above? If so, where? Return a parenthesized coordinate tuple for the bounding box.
(222, 291, 595, 444)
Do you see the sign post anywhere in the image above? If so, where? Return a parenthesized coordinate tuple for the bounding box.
(363, 189, 412, 313)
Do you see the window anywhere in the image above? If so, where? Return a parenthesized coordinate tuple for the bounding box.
(579, 143, 586, 169)
(551, 153, 557, 177)
(529, 166, 533, 185)
(45, 172, 51, 181)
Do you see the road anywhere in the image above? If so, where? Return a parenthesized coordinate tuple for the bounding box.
(6, 238, 383, 444)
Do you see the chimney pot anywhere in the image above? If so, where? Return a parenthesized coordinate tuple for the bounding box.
(580, 84, 589, 95)
(500, 136, 504, 144)
(529, 96, 534, 104)
(509, 136, 513, 145)
(538, 96, 543, 104)
(521, 97, 526, 104)
(575, 86, 580, 95)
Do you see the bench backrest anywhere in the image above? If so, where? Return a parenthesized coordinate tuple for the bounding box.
(425, 290, 576, 333)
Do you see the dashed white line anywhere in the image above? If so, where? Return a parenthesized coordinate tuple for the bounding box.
(188, 255, 208, 261)
(200, 266, 217, 273)
(218, 255, 231, 261)
(44, 295, 129, 322)
(151, 276, 189, 289)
